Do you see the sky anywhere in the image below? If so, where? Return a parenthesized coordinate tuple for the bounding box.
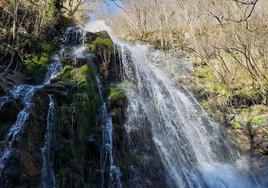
(88, 0, 123, 20)
(101, 0, 122, 14)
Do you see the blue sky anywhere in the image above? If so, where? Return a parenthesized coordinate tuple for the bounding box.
(101, 0, 122, 14)
(88, 0, 123, 20)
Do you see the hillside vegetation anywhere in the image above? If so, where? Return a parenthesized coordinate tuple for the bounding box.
(0, 0, 91, 93)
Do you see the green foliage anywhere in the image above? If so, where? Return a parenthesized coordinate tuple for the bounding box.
(109, 86, 127, 102)
(21, 42, 58, 83)
(212, 85, 227, 95)
(22, 53, 50, 83)
(194, 66, 214, 82)
(250, 116, 265, 125)
(46, 0, 57, 21)
(93, 37, 113, 48)
(231, 119, 241, 129)
(58, 65, 90, 84)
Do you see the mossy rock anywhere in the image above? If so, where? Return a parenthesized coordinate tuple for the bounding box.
(52, 62, 101, 187)
(92, 37, 113, 48)
(108, 86, 127, 108)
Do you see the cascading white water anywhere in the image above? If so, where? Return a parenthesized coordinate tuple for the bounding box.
(0, 54, 62, 173)
(41, 95, 56, 188)
(85, 20, 265, 188)
(122, 43, 266, 188)
(96, 77, 122, 188)
(63, 27, 86, 45)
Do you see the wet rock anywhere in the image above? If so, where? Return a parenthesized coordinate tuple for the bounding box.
(0, 149, 40, 187)
(44, 82, 78, 104)
(20, 150, 39, 177)
(87, 31, 122, 86)
(0, 98, 24, 122)
(49, 61, 102, 187)
(95, 31, 112, 40)
(60, 52, 76, 66)
(0, 91, 49, 187)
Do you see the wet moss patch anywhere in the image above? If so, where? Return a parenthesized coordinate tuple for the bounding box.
(52, 62, 101, 187)
(93, 37, 113, 48)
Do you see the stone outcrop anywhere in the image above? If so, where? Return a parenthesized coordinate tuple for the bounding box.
(0, 91, 49, 187)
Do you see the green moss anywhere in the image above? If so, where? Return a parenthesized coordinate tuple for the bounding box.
(57, 65, 90, 84)
(249, 115, 265, 125)
(73, 65, 89, 83)
(109, 86, 127, 104)
(231, 119, 241, 129)
(93, 37, 113, 48)
(60, 65, 100, 142)
(54, 63, 101, 187)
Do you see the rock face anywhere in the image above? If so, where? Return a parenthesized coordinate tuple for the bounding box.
(0, 98, 24, 123)
(48, 64, 101, 187)
(0, 91, 49, 187)
(0, 29, 124, 187)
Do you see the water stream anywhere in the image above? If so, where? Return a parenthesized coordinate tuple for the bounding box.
(0, 54, 62, 175)
(85, 20, 266, 188)
(96, 77, 122, 188)
(41, 95, 56, 188)
(119, 43, 254, 188)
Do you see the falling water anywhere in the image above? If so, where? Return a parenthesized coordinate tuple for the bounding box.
(63, 27, 86, 45)
(41, 95, 56, 188)
(85, 20, 266, 188)
(96, 77, 122, 188)
(119, 43, 262, 188)
(0, 54, 62, 173)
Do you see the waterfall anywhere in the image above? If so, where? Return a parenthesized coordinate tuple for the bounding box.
(84, 20, 266, 188)
(119, 43, 260, 188)
(0, 54, 62, 174)
(41, 95, 56, 188)
(63, 27, 86, 45)
(96, 77, 122, 188)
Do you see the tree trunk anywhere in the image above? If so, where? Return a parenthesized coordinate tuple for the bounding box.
(5, 0, 20, 72)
